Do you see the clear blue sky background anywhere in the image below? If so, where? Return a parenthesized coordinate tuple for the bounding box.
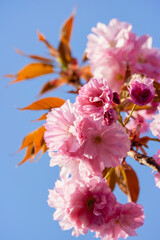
(1, 0, 160, 239)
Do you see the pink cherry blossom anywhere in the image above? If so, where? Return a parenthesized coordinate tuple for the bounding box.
(48, 176, 117, 237)
(128, 75, 155, 106)
(96, 202, 144, 240)
(103, 108, 118, 126)
(44, 100, 80, 154)
(48, 151, 96, 180)
(90, 55, 127, 93)
(130, 35, 160, 81)
(77, 117, 130, 168)
(154, 173, 160, 188)
(86, 19, 133, 63)
(150, 106, 160, 139)
(153, 150, 160, 188)
(126, 113, 149, 133)
(86, 19, 136, 92)
(76, 77, 113, 118)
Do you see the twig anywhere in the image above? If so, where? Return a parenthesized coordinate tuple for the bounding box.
(128, 149, 160, 173)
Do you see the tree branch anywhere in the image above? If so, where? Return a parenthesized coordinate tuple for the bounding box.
(128, 149, 160, 173)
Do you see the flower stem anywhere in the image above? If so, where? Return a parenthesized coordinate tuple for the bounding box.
(104, 168, 114, 180)
(124, 104, 136, 126)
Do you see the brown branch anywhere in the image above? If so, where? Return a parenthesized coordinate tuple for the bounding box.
(127, 149, 160, 173)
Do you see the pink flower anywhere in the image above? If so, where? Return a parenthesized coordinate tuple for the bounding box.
(48, 151, 96, 180)
(44, 100, 80, 154)
(86, 19, 135, 92)
(76, 77, 113, 118)
(126, 113, 149, 133)
(96, 202, 144, 240)
(86, 19, 133, 63)
(103, 108, 118, 126)
(48, 176, 117, 237)
(153, 150, 160, 188)
(130, 35, 160, 81)
(78, 117, 130, 168)
(154, 173, 160, 188)
(90, 55, 126, 93)
(128, 75, 155, 106)
(150, 106, 160, 139)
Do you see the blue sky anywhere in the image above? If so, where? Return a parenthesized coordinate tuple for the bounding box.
(1, 0, 160, 239)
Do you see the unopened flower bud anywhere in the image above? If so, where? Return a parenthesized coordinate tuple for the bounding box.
(128, 75, 155, 106)
(103, 108, 118, 125)
(113, 92, 121, 104)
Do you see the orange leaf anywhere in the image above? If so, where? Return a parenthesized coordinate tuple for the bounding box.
(116, 163, 140, 202)
(102, 168, 116, 191)
(123, 162, 140, 202)
(58, 41, 72, 65)
(34, 126, 46, 155)
(18, 145, 35, 166)
(80, 65, 92, 81)
(32, 113, 47, 122)
(60, 9, 75, 44)
(18, 131, 35, 151)
(19, 97, 65, 111)
(58, 10, 75, 65)
(107, 170, 117, 192)
(39, 78, 66, 95)
(37, 30, 57, 57)
(15, 48, 53, 63)
(18, 126, 47, 165)
(9, 63, 54, 84)
(82, 52, 88, 62)
(3, 74, 15, 78)
(116, 166, 128, 195)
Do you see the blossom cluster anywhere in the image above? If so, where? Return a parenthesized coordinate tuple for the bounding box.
(44, 77, 146, 239)
(86, 19, 160, 93)
(44, 18, 160, 240)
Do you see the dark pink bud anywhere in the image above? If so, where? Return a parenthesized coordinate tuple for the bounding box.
(113, 92, 121, 104)
(128, 75, 155, 106)
(103, 108, 118, 125)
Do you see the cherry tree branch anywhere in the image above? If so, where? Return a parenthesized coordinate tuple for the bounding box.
(128, 149, 160, 173)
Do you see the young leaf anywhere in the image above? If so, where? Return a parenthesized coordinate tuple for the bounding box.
(37, 30, 57, 57)
(32, 113, 47, 122)
(58, 10, 75, 65)
(116, 163, 140, 202)
(102, 167, 116, 192)
(18, 126, 47, 165)
(60, 9, 75, 44)
(39, 78, 66, 95)
(58, 41, 72, 65)
(123, 163, 140, 202)
(18, 145, 35, 166)
(18, 131, 35, 151)
(80, 65, 92, 81)
(9, 63, 54, 84)
(15, 48, 53, 63)
(19, 97, 65, 111)
(33, 126, 46, 155)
